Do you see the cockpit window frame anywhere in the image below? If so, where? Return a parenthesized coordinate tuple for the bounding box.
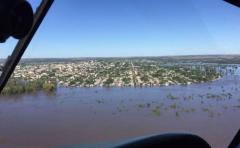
(0, 0, 54, 93)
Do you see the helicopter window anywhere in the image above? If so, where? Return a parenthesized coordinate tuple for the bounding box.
(1, 0, 240, 147)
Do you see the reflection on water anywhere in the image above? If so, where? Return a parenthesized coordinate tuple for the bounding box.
(0, 75, 240, 147)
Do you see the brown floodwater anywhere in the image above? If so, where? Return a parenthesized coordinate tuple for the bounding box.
(1, 75, 240, 148)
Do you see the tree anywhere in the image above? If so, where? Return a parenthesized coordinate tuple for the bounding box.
(103, 77, 114, 86)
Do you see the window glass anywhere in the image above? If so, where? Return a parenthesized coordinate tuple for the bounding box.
(1, 0, 240, 147)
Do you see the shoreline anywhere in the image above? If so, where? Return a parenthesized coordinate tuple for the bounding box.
(58, 76, 223, 88)
(0, 76, 227, 97)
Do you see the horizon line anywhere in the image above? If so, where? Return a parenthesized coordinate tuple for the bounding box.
(19, 54, 240, 59)
(1, 54, 240, 60)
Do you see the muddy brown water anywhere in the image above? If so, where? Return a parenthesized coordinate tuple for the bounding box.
(1, 76, 240, 148)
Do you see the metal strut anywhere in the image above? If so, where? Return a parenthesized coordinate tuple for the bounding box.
(224, 0, 240, 8)
(0, 0, 54, 93)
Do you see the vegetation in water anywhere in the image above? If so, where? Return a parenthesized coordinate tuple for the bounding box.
(152, 106, 161, 116)
(1, 78, 57, 96)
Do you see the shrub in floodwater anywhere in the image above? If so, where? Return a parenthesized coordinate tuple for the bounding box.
(233, 105, 240, 109)
(202, 108, 209, 112)
(191, 108, 196, 112)
(42, 81, 56, 92)
(167, 93, 179, 100)
(223, 105, 228, 110)
(152, 106, 161, 116)
(188, 95, 194, 100)
(217, 113, 221, 116)
(228, 93, 233, 98)
(146, 103, 151, 108)
(138, 104, 145, 108)
(96, 99, 104, 104)
(117, 107, 123, 112)
(175, 111, 179, 117)
(170, 103, 177, 109)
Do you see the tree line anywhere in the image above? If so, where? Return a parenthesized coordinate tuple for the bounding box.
(1, 78, 57, 96)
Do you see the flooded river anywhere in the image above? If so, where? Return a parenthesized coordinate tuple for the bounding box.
(1, 75, 240, 147)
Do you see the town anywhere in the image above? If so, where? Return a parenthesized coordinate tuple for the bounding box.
(10, 59, 221, 88)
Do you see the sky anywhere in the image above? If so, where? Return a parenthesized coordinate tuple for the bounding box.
(1, 0, 240, 58)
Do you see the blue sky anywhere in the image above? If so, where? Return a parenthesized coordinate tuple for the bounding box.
(1, 0, 240, 58)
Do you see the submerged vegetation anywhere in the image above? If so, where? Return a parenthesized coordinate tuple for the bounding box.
(1, 78, 57, 96)
(152, 106, 161, 116)
(90, 85, 240, 118)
